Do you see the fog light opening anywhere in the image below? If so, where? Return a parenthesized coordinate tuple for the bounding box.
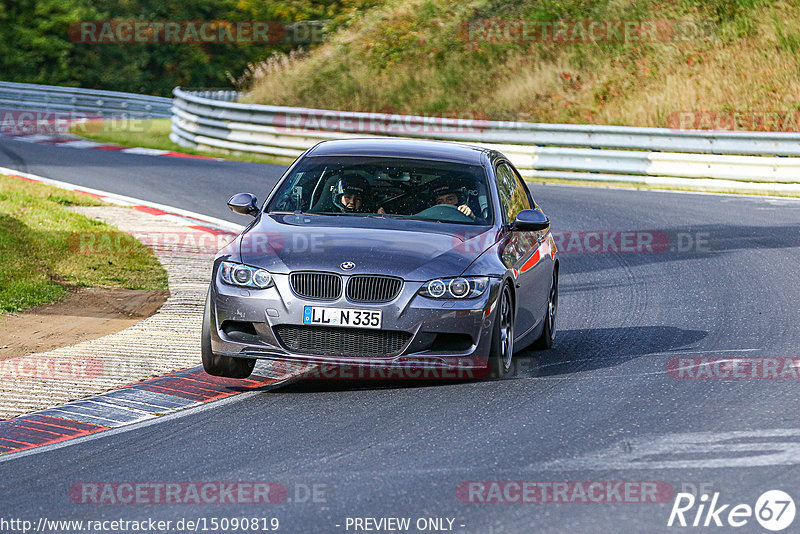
(220, 321, 260, 343)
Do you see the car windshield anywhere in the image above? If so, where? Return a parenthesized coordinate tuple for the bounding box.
(266, 156, 493, 225)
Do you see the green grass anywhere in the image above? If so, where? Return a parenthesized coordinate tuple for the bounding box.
(70, 119, 293, 166)
(0, 175, 168, 313)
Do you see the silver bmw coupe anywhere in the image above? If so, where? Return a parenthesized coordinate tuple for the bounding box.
(202, 138, 558, 379)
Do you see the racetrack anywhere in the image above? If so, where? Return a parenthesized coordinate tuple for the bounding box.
(1, 136, 799, 533)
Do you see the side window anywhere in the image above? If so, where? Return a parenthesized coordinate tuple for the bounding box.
(508, 163, 536, 209)
(495, 162, 531, 223)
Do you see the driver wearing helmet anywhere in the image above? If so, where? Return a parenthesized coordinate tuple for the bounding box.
(431, 179, 474, 219)
(331, 174, 371, 213)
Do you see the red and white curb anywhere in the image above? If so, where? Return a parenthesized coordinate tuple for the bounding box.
(0, 368, 284, 455)
(0, 168, 285, 455)
(0, 132, 221, 160)
(0, 166, 244, 236)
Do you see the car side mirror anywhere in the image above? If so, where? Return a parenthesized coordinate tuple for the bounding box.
(227, 193, 259, 217)
(512, 209, 550, 231)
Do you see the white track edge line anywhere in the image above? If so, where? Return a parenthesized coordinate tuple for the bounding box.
(0, 379, 296, 463)
(0, 165, 246, 233)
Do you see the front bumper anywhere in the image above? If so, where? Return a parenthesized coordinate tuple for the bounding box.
(208, 272, 502, 370)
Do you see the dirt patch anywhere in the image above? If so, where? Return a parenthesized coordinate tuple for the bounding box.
(0, 286, 169, 360)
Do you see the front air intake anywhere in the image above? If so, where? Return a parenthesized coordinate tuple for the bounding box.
(273, 325, 412, 358)
(289, 272, 342, 301)
(346, 275, 403, 303)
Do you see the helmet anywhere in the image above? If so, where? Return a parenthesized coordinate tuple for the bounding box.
(430, 176, 470, 206)
(331, 173, 370, 212)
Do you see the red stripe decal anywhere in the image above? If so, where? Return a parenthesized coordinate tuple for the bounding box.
(519, 249, 541, 274)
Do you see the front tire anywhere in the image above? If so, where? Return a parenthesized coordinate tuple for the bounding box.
(532, 268, 558, 350)
(487, 283, 514, 378)
(201, 289, 255, 379)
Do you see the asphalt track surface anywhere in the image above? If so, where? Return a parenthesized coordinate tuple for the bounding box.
(1, 137, 800, 533)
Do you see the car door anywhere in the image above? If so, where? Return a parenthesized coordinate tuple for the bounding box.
(495, 161, 551, 337)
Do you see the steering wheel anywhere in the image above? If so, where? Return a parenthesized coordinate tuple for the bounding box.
(414, 203, 474, 223)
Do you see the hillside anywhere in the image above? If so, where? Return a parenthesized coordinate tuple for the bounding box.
(243, 0, 800, 128)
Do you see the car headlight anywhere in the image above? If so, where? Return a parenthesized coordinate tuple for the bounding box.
(419, 276, 489, 299)
(220, 261, 273, 289)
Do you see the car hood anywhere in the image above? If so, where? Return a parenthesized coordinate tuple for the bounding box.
(231, 214, 497, 281)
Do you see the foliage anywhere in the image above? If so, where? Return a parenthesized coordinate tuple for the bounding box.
(0, 0, 378, 95)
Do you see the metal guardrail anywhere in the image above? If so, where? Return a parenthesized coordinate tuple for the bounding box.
(170, 87, 800, 192)
(185, 89, 239, 102)
(172, 87, 800, 157)
(7, 81, 797, 191)
(0, 81, 172, 119)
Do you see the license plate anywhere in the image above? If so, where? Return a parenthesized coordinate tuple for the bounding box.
(303, 306, 382, 329)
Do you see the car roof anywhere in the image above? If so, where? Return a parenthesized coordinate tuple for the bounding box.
(305, 138, 489, 165)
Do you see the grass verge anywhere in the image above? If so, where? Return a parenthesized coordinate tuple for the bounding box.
(70, 119, 293, 166)
(0, 174, 168, 313)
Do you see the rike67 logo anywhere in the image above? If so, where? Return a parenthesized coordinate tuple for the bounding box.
(668, 490, 795, 531)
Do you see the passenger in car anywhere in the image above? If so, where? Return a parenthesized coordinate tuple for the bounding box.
(431, 178, 475, 219)
(332, 175, 371, 213)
